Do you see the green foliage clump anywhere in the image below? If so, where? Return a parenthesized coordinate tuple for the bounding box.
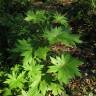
(1, 9, 83, 96)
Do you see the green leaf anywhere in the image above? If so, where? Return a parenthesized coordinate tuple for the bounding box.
(39, 80, 48, 95)
(23, 58, 36, 71)
(30, 74, 41, 89)
(21, 90, 28, 96)
(34, 47, 49, 60)
(43, 27, 81, 46)
(59, 32, 81, 46)
(23, 58, 43, 86)
(0, 70, 4, 77)
(48, 65, 59, 73)
(28, 87, 42, 96)
(25, 10, 46, 23)
(14, 39, 32, 53)
(48, 54, 82, 84)
(3, 88, 12, 96)
(22, 50, 32, 65)
(53, 12, 68, 27)
(43, 27, 62, 44)
(4, 71, 25, 89)
(48, 83, 63, 95)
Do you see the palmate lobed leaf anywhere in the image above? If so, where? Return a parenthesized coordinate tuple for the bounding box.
(48, 54, 82, 84)
(25, 10, 46, 23)
(48, 83, 63, 95)
(4, 71, 25, 89)
(3, 88, 12, 96)
(21, 89, 40, 96)
(27, 65, 42, 82)
(43, 27, 81, 47)
(21, 90, 28, 96)
(39, 80, 48, 95)
(27, 85, 43, 96)
(21, 50, 33, 65)
(43, 27, 62, 44)
(11, 64, 20, 73)
(59, 32, 82, 46)
(13, 39, 32, 53)
(53, 12, 68, 27)
(13, 39, 33, 66)
(34, 47, 49, 60)
(23, 58, 43, 85)
(23, 57, 43, 71)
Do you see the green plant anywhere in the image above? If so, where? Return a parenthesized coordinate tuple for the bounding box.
(25, 10, 47, 23)
(3, 10, 83, 96)
(53, 12, 68, 26)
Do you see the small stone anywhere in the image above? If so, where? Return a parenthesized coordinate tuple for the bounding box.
(78, 92, 82, 96)
(90, 87, 94, 90)
(92, 70, 96, 73)
(88, 92, 93, 96)
(85, 73, 88, 76)
(94, 89, 96, 93)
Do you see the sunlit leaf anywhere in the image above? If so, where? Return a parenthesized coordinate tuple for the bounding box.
(48, 54, 82, 84)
